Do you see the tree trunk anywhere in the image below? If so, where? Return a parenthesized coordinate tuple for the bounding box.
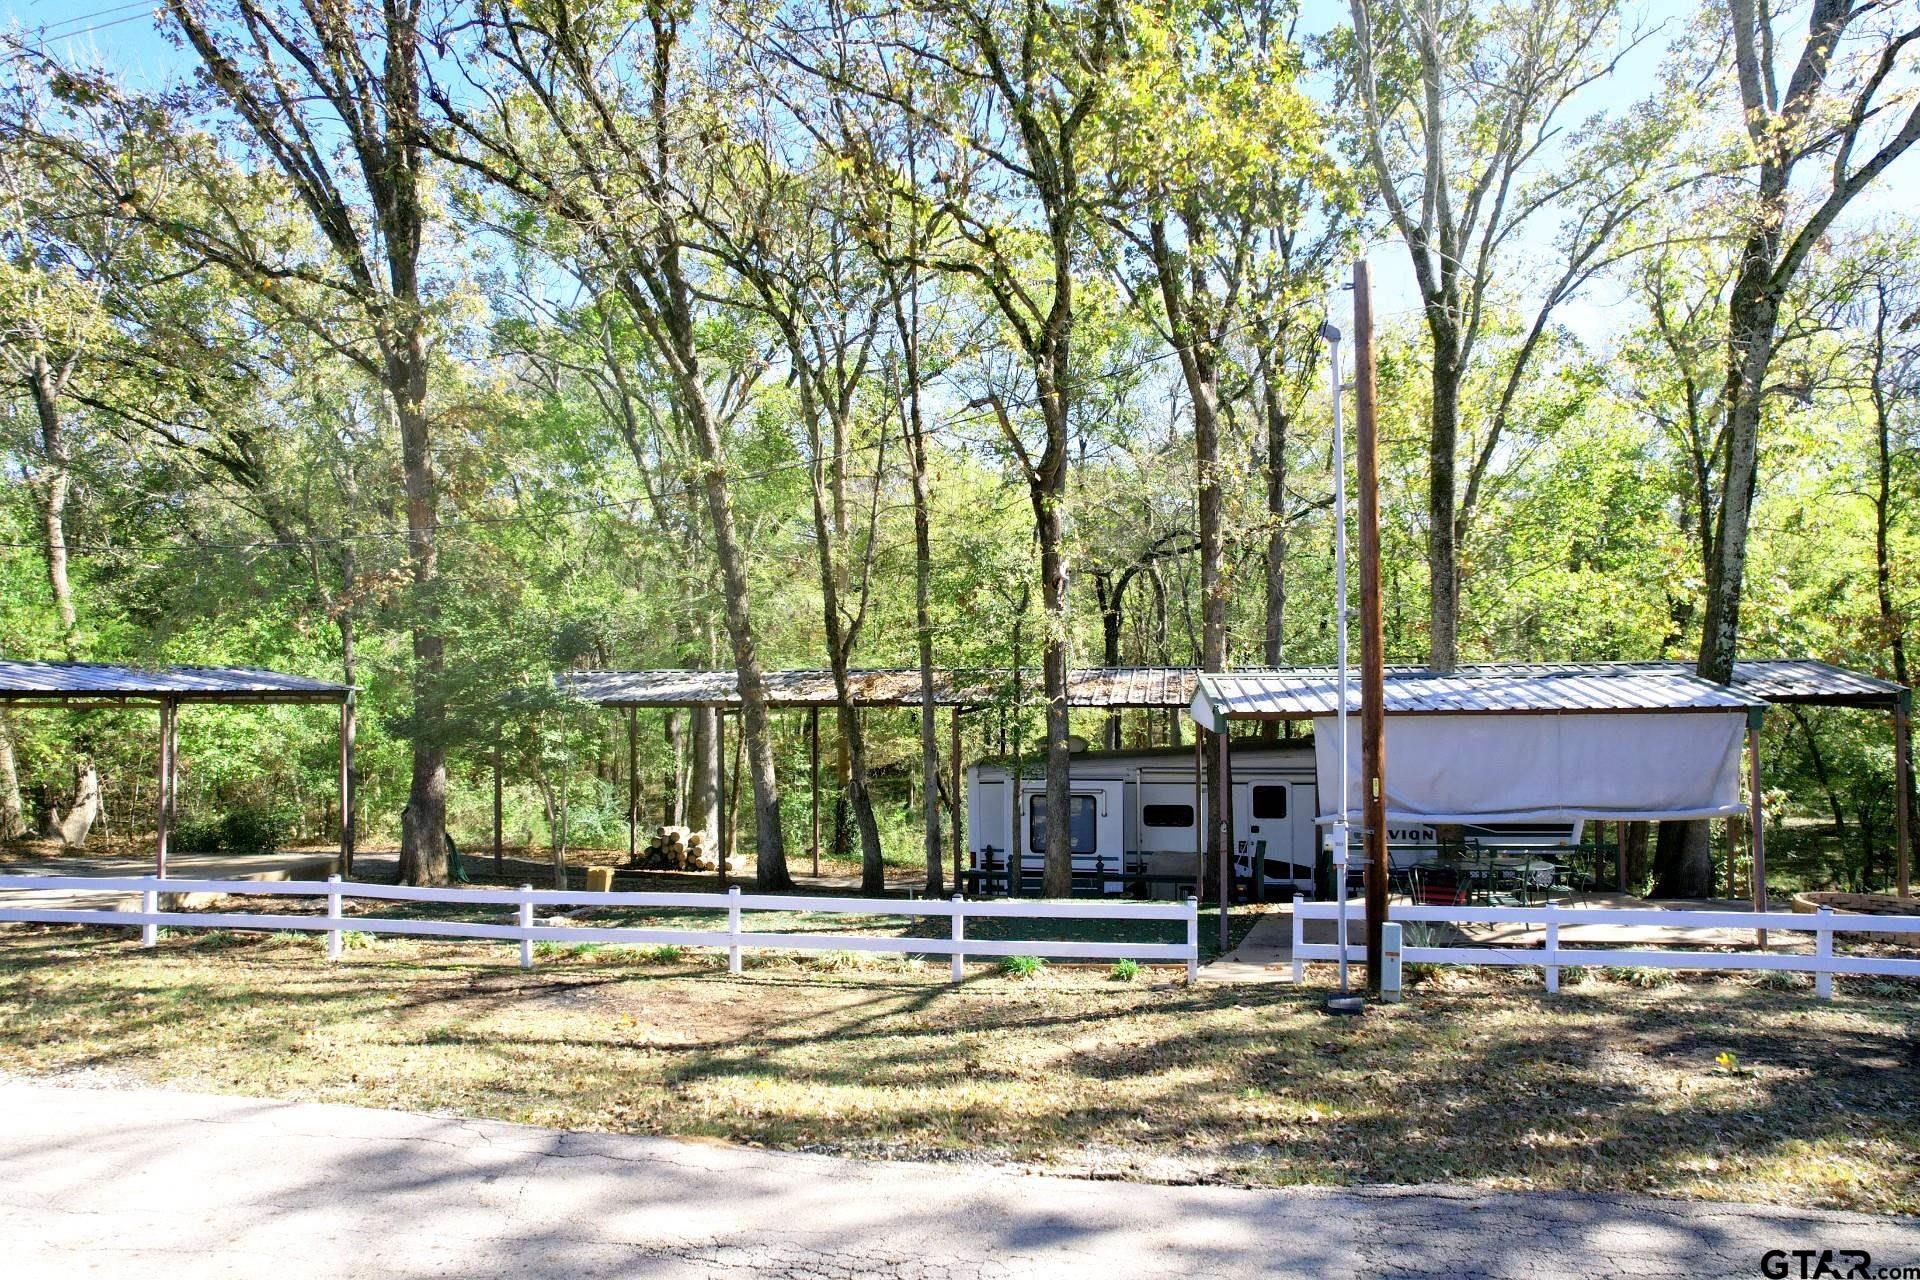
(58, 758, 99, 849)
(1427, 329, 1462, 672)
(679, 379, 790, 888)
(1034, 450, 1074, 899)
(30, 356, 78, 648)
(0, 716, 24, 842)
(901, 351, 944, 898)
(690, 707, 721, 840)
(1263, 372, 1289, 670)
(392, 339, 449, 887)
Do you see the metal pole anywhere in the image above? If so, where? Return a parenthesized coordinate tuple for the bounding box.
(1749, 711, 1767, 949)
(1320, 319, 1352, 996)
(1894, 692, 1912, 897)
(1354, 260, 1390, 997)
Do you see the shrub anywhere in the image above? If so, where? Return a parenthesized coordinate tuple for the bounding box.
(218, 806, 294, 852)
(1000, 955, 1044, 979)
(172, 806, 295, 853)
(1109, 958, 1140, 982)
(1605, 965, 1676, 989)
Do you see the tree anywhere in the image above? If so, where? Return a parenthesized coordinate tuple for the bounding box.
(865, 0, 1126, 897)
(1342, 0, 1663, 670)
(1695, 0, 1920, 683)
(432, 0, 795, 887)
(30, 0, 455, 881)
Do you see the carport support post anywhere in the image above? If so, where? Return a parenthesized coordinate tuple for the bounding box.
(1894, 690, 1912, 897)
(1749, 708, 1767, 949)
(1192, 726, 1205, 901)
(338, 693, 356, 879)
(1217, 729, 1233, 951)
(950, 707, 964, 889)
(627, 707, 639, 867)
(809, 708, 821, 877)
(155, 697, 174, 879)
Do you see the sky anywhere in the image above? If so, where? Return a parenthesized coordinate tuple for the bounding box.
(4, 0, 1911, 342)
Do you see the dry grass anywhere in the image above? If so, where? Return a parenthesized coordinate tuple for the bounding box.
(1, 924, 1916, 1213)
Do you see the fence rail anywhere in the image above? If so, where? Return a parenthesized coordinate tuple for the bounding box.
(1291, 896, 1920, 998)
(0, 875, 1201, 981)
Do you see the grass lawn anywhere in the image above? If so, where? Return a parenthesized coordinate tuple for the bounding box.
(3, 923, 1917, 1213)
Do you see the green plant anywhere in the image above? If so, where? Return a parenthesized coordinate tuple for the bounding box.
(1109, 958, 1140, 982)
(336, 930, 373, 951)
(637, 944, 684, 964)
(1000, 955, 1044, 979)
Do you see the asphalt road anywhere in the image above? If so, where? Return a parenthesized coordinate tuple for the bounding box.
(3, 1078, 1915, 1279)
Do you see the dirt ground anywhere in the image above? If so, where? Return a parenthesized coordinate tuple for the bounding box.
(1, 922, 1915, 1214)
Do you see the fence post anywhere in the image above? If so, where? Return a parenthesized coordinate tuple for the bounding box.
(727, 885, 742, 975)
(1291, 893, 1305, 984)
(1814, 906, 1833, 1000)
(141, 886, 158, 949)
(325, 874, 343, 962)
(1186, 895, 1199, 984)
(518, 884, 534, 969)
(1544, 901, 1560, 995)
(1380, 920, 1402, 1003)
(951, 894, 965, 984)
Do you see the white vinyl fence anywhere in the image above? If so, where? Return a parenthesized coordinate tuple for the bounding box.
(0, 875, 1201, 981)
(1291, 896, 1920, 999)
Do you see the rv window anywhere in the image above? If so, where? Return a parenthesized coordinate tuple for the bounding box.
(1029, 794, 1099, 854)
(1251, 785, 1288, 820)
(1142, 803, 1194, 828)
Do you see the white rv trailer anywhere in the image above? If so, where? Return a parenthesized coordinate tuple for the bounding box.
(964, 742, 1578, 898)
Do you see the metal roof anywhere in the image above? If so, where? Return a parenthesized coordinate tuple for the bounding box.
(1685, 659, 1904, 707)
(563, 660, 1903, 716)
(1192, 663, 1773, 727)
(0, 659, 351, 706)
(557, 667, 1200, 710)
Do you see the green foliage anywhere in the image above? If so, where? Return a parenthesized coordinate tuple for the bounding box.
(1109, 958, 1140, 982)
(999, 955, 1045, 979)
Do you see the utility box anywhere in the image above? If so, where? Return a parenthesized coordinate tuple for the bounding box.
(1380, 921, 1403, 1003)
(585, 866, 614, 893)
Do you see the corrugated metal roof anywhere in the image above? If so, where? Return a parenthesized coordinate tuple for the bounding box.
(1711, 659, 1902, 706)
(558, 667, 1200, 709)
(563, 660, 1903, 714)
(0, 659, 351, 704)
(1195, 663, 1770, 722)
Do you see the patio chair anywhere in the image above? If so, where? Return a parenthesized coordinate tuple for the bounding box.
(1412, 863, 1469, 906)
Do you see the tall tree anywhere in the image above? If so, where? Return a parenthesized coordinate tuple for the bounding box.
(432, 0, 795, 887)
(867, 0, 1126, 896)
(1343, 0, 1661, 669)
(36, 0, 454, 881)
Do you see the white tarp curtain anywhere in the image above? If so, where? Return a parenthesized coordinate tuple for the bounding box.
(1312, 711, 1747, 826)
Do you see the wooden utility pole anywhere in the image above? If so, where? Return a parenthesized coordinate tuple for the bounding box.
(1353, 261, 1390, 995)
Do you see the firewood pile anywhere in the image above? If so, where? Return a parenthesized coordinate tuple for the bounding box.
(635, 824, 719, 871)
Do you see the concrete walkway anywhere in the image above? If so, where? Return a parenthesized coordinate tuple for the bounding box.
(4, 1080, 1915, 1279)
(1200, 907, 1296, 983)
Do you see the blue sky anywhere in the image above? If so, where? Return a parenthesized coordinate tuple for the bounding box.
(6, 0, 1909, 339)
